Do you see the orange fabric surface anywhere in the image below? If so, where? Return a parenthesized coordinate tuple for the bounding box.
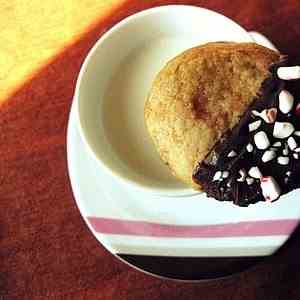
(0, 0, 123, 103)
(1, 0, 300, 299)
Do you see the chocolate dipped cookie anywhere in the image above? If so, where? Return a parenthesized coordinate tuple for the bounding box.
(145, 42, 300, 206)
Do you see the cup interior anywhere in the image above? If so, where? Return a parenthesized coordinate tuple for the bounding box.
(76, 5, 252, 196)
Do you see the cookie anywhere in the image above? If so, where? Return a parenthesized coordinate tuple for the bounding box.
(145, 42, 280, 189)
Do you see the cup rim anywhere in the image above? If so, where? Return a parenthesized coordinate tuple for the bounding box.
(74, 5, 253, 197)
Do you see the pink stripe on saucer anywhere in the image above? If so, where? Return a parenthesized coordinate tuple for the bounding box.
(87, 217, 299, 238)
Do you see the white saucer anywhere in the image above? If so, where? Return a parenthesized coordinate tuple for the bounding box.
(67, 90, 300, 258)
(67, 29, 300, 259)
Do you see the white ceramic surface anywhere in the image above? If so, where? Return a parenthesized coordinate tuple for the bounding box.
(68, 6, 300, 259)
(68, 100, 300, 257)
(75, 5, 253, 197)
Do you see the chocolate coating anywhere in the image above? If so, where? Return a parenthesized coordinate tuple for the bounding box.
(193, 58, 300, 206)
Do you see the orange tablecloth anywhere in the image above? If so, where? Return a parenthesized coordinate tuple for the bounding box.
(1, 0, 300, 298)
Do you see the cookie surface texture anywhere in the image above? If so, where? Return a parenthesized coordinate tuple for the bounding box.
(144, 42, 280, 189)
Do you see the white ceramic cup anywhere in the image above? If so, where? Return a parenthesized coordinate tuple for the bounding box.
(75, 5, 254, 197)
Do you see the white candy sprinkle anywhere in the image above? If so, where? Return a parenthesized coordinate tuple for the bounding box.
(222, 171, 229, 178)
(277, 156, 290, 165)
(283, 148, 289, 155)
(227, 150, 237, 158)
(248, 166, 262, 179)
(248, 120, 262, 132)
(237, 169, 247, 182)
(226, 181, 231, 187)
(288, 136, 297, 150)
(252, 110, 260, 117)
(260, 176, 281, 202)
(264, 108, 277, 123)
(246, 177, 254, 185)
(273, 122, 294, 139)
(273, 141, 282, 147)
(213, 171, 222, 181)
(279, 90, 294, 114)
(246, 143, 254, 152)
(254, 131, 270, 149)
(294, 131, 300, 137)
(294, 147, 300, 152)
(286, 171, 292, 176)
(252, 109, 277, 124)
(262, 150, 276, 162)
(277, 66, 300, 80)
(293, 153, 299, 159)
